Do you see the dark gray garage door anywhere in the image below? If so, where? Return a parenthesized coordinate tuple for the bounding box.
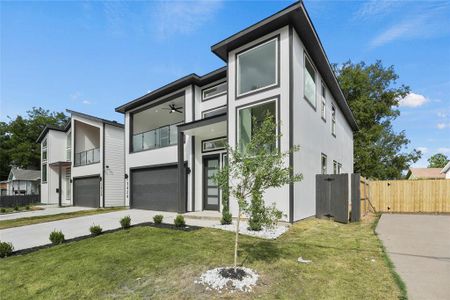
(131, 165, 179, 211)
(73, 176, 100, 208)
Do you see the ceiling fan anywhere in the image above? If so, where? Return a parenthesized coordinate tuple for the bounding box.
(162, 103, 183, 114)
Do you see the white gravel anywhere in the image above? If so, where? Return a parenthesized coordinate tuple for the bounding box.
(195, 267, 259, 292)
(213, 221, 288, 239)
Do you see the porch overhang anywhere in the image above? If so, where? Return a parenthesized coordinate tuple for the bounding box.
(176, 113, 227, 213)
(49, 161, 71, 207)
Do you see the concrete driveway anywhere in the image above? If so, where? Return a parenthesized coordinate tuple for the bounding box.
(0, 205, 93, 221)
(376, 214, 450, 300)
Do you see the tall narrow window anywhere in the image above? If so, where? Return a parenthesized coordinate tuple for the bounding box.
(238, 100, 277, 153)
(333, 160, 338, 174)
(321, 154, 327, 175)
(331, 105, 336, 136)
(338, 163, 342, 174)
(66, 132, 72, 162)
(321, 83, 326, 120)
(42, 164, 47, 183)
(42, 138, 48, 162)
(304, 54, 316, 107)
(237, 38, 277, 96)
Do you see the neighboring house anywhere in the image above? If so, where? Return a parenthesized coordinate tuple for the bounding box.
(115, 2, 357, 222)
(0, 181, 6, 196)
(3, 168, 40, 196)
(441, 161, 450, 179)
(36, 110, 125, 207)
(406, 168, 446, 180)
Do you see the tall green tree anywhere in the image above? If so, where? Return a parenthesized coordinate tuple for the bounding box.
(427, 153, 448, 168)
(0, 107, 68, 180)
(334, 60, 421, 179)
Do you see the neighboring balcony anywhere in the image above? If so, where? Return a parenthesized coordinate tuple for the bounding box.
(132, 123, 180, 152)
(74, 148, 100, 167)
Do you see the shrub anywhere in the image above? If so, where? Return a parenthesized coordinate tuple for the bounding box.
(174, 215, 185, 227)
(0, 208, 6, 213)
(0, 241, 14, 258)
(221, 211, 232, 225)
(49, 230, 65, 245)
(25, 205, 31, 210)
(153, 214, 163, 224)
(120, 216, 131, 229)
(14, 206, 19, 211)
(90, 225, 103, 236)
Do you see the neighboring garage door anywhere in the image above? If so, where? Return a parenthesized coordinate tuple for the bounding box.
(131, 165, 179, 211)
(73, 176, 100, 208)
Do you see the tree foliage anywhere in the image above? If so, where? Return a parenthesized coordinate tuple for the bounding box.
(427, 153, 448, 168)
(215, 114, 302, 267)
(334, 60, 421, 179)
(0, 107, 68, 180)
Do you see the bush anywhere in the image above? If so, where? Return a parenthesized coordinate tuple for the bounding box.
(14, 206, 19, 211)
(153, 214, 163, 224)
(25, 205, 30, 210)
(221, 211, 232, 225)
(0, 208, 6, 213)
(0, 241, 14, 258)
(90, 225, 103, 236)
(248, 193, 282, 231)
(120, 216, 131, 229)
(49, 230, 65, 245)
(174, 215, 185, 227)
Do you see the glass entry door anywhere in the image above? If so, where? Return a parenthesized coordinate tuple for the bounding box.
(203, 155, 220, 211)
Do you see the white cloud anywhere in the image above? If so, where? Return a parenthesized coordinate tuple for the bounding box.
(399, 93, 427, 108)
(417, 147, 428, 154)
(437, 147, 450, 154)
(355, 0, 399, 19)
(152, 0, 223, 39)
(437, 111, 449, 118)
(82, 100, 91, 105)
(437, 123, 450, 129)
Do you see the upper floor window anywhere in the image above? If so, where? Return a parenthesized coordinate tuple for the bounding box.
(238, 99, 277, 153)
(331, 105, 336, 136)
(237, 38, 278, 96)
(202, 106, 227, 119)
(202, 82, 227, 101)
(321, 154, 327, 175)
(333, 160, 338, 174)
(338, 163, 342, 174)
(42, 138, 48, 162)
(66, 132, 71, 162)
(304, 54, 316, 108)
(321, 83, 326, 120)
(42, 164, 47, 183)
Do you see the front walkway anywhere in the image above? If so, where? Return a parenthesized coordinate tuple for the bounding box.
(0, 209, 218, 251)
(0, 205, 93, 221)
(376, 214, 450, 300)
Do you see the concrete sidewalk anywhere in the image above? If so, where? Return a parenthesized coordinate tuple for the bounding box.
(0, 205, 93, 221)
(0, 209, 217, 251)
(376, 214, 450, 300)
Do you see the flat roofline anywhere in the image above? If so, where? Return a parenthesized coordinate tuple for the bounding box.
(178, 113, 227, 132)
(115, 66, 227, 113)
(67, 109, 124, 128)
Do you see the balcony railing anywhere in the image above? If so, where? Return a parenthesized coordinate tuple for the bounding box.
(132, 122, 181, 152)
(74, 148, 100, 167)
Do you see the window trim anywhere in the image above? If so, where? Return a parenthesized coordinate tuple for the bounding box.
(201, 81, 227, 101)
(321, 82, 326, 122)
(235, 96, 280, 152)
(201, 105, 227, 119)
(202, 136, 227, 153)
(235, 35, 280, 99)
(321, 153, 327, 175)
(303, 52, 317, 109)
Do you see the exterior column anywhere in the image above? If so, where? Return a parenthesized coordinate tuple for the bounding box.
(177, 131, 186, 213)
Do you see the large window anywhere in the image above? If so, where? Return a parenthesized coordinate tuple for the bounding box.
(304, 54, 316, 107)
(238, 100, 277, 153)
(237, 38, 277, 96)
(202, 82, 227, 100)
(42, 164, 47, 183)
(321, 154, 327, 175)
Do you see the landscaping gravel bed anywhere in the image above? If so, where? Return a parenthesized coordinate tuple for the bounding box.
(195, 267, 259, 292)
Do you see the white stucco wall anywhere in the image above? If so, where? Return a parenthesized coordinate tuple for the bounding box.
(292, 29, 354, 220)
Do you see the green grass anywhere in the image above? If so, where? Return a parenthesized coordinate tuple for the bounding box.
(0, 207, 125, 229)
(0, 204, 41, 214)
(0, 217, 402, 299)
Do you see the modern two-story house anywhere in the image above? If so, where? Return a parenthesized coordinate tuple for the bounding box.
(115, 1, 358, 222)
(37, 110, 125, 207)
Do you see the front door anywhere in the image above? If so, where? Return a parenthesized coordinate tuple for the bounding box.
(203, 155, 220, 211)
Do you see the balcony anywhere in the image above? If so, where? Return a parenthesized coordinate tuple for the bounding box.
(74, 148, 100, 167)
(132, 123, 180, 152)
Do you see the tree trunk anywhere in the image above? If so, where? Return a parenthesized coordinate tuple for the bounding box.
(234, 205, 241, 268)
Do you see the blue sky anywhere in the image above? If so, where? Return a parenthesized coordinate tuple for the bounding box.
(1, 0, 449, 167)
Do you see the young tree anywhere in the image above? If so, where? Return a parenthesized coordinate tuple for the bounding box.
(0, 107, 68, 180)
(334, 60, 421, 179)
(427, 153, 449, 168)
(215, 114, 302, 268)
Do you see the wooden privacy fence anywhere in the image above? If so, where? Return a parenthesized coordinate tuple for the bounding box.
(362, 179, 450, 214)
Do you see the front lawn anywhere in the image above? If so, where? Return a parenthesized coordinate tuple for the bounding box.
(0, 217, 402, 299)
(0, 207, 125, 229)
